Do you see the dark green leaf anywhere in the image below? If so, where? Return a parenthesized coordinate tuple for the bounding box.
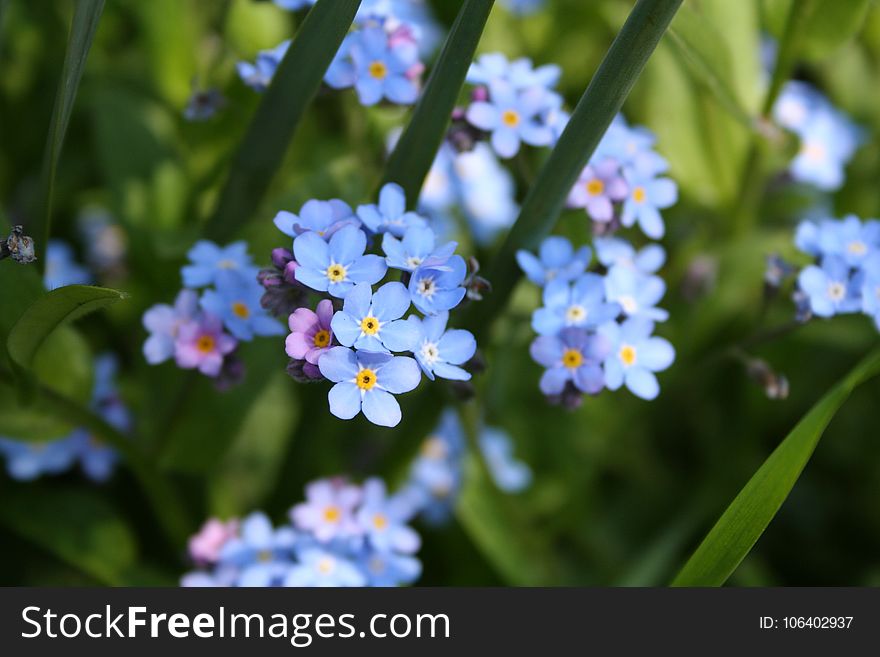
(32, 0, 105, 259)
(204, 0, 362, 242)
(464, 0, 683, 339)
(672, 347, 880, 586)
(764, 0, 870, 62)
(382, 0, 494, 205)
(7, 285, 126, 370)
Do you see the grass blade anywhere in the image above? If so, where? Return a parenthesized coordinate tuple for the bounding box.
(382, 0, 495, 204)
(204, 0, 362, 242)
(32, 0, 105, 265)
(464, 0, 683, 338)
(672, 347, 880, 586)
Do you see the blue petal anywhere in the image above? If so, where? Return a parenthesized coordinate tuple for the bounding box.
(529, 335, 563, 367)
(431, 362, 471, 381)
(625, 367, 660, 400)
(342, 281, 373, 318)
(273, 210, 297, 236)
(294, 265, 330, 292)
(539, 236, 574, 268)
(362, 389, 402, 427)
(437, 329, 476, 364)
(377, 356, 421, 394)
(532, 307, 563, 336)
(539, 367, 569, 394)
(379, 182, 407, 219)
(380, 318, 420, 352)
(347, 254, 387, 285)
(318, 346, 359, 382)
(328, 382, 362, 420)
(420, 311, 448, 341)
(293, 231, 329, 270)
(330, 311, 362, 348)
(372, 281, 410, 320)
(329, 225, 367, 264)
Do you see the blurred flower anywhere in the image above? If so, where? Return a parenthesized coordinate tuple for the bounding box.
(355, 478, 421, 554)
(181, 241, 257, 289)
(286, 299, 335, 365)
(291, 478, 363, 542)
(530, 327, 609, 395)
(594, 237, 665, 274)
(532, 274, 621, 335)
(406, 410, 465, 525)
(603, 266, 669, 322)
(408, 255, 467, 315)
(467, 53, 560, 91)
(466, 80, 555, 158)
(598, 318, 675, 400)
(318, 348, 421, 427)
(407, 311, 476, 381)
(0, 438, 79, 481)
(479, 427, 532, 493)
(77, 207, 127, 273)
(567, 159, 629, 223)
(273, 0, 315, 10)
(274, 199, 357, 241)
(516, 235, 591, 287)
(201, 271, 285, 341)
(43, 240, 92, 290)
(237, 40, 290, 92)
(359, 550, 421, 587)
(174, 313, 238, 377)
(183, 88, 225, 121)
(284, 548, 366, 587)
(382, 225, 456, 272)
(331, 281, 419, 352)
(189, 518, 239, 566)
(860, 256, 880, 330)
(357, 183, 428, 237)
(293, 225, 387, 298)
(797, 256, 862, 318)
(217, 512, 296, 587)
(620, 169, 678, 239)
(499, 0, 546, 15)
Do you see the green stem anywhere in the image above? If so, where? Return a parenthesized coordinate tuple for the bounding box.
(463, 0, 683, 340)
(761, 0, 818, 117)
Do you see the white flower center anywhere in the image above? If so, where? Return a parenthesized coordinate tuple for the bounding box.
(565, 304, 587, 324)
(617, 295, 638, 314)
(419, 341, 440, 365)
(827, 282, 846, 302)
(847, 240, 867, 256)
(417, 276, 437, 299)
(406, 255, 423, 269)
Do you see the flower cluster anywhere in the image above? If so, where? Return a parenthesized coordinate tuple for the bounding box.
(499, 0, 546, 16)
(142, 241, 283, 381)
(0, 354, 129, 482)
(264, 183, 478, 427)
(181, 477, 423, 587)
(772, 81, 863, 192)
(519, 235, 675, 404)
(792, 215, 880, 329)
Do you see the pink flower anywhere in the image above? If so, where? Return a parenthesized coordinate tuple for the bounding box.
(188, 518, 239, 565)
(286, 299, 334, 365)
(175, 314, 237, 377)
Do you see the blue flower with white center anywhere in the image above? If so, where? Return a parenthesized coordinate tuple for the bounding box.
(596, 115, 668, 175)
(293, 224, 387, 298)
(346, 26, 421, 106)
(44, 240, 92, 290)
(467, 53, 560, 91)
(408, 255, 467, 315)
(0, 437, 79, 481)
(595, 237, 666, 275)
(273, 199, 357, 241)
(182, 240, 257, 289)
(357, 183, 428, 237)
(318, 348, 421, 427)
(359, 550, 421, 587)
(861, 256, 880, 330)
(330, 282, 419, 353)
(499, 0, 546, 16)
(516, 236, 591, 287)
(598, 318, 675, 401)
(530, 327, 609, 396)
(532, 274, 621, 336)
(789, 107, 862, 191)
(450, 142, 519, 244)
(797, 256, 862, 318)
(236, 40, 290, 92)
(406, 411, 464, 525)
(479, 427, 532, 493)
(273, 0, 315, 10)
(355, 478, 421, 554)
(382, 225, 456, 272)
(284, 548, 366, 587)
(620, 170, 678, 239)
(466, 80, 555, 158)
(407, 311, 476, 381)
(773, 81, 824, 133)
(201, 271, 285, 341)
(796, 216, 880, 268)
(604, 266, 669, 322)
(218, 512, 296, 587)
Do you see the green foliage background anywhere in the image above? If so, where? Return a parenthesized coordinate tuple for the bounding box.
(0, 0, 879, 586)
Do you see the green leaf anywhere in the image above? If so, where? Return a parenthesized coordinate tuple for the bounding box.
(672, 347, 880, 586)
(204, 0, 362, 242)
(0, 484, 137, 586)
(7, 285, 126, 370)
(32, 0, 105, 260)
(463, 0, 683, 339)
(382, 0, 494, 205)
(666, 3, 754, 128)
(764, 0, 870, 62)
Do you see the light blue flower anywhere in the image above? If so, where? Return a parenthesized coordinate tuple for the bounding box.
(406, 411, 465, 525)
(773, 80, 825, 133)
(382, 225, 456, 272)
(290, 478, 363, 543)
(331, 282, 419, 353)
(596, 115, 668, 175)
(273, 0, 315, 9)
(797, 256, 862, 318)
(357, 183, 428, 237)
(236, 40, 290, 92)
(516, 236, 591, 287)
(355, 478, 421, 554)
(467, 53, 560, 91)
(274, 199, 357, 241)
(319, 348, 421, 427)
(181, 240, 257, 289)
(0, 437, 79, 481)
(345, 27, 421, 106)
(407, 311, 476, 381)
(293, 225, 387, 298)
(284, 548, 366, 587)
(499, 0, 545, 16)
(532, 274, 621, 336)
(796, 216, 880, 268)
(218, 512, 296, 587)
(860, 255, 880, 329)
(408, 255, 467, 315)
(201, 271, 284, 341)
(620, 169, 677, 239)
(44, 240, 92, 290)
(466, 80, 555, 158)
(479, 427, 532, 493)
(529, 327, 609, 395)
(789, 108, 862, 191)
(594, 237, 666, 274)
(604, 266, 669, 322)
(358, 550, 421, 587)
(598, 318, 675, 400)
(567, 158, 629, 223)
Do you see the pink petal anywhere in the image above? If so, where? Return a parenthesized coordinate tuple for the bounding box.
(289, 307, 319, 333)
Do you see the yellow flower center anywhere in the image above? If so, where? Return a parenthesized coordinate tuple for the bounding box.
(360, 316, 381, 335)
(368, 60, 388, 79)
(257, 550, 273, 563)
(562, 348, 583, 369)
(317, 557, 335, 574)
(421, 436, 447, 460)
(801, 141, 825, 161)
(232, 301, 250, 319)
(632, 186, 646, 203)
(313, 329, 330, 348)
(827, 282, 846, 301)
(356, 368, 377, 391)
(618, 295, 638, 314)
(586, 179, 605, 196)
(502, 109, 521, 127)
(217, 259, 237, 269)
(847, 240, 867, 256)
(326, 263, 347, 283)
(196, 335, 216, 354)
(620, 344, 637, 367)
(372, 514, 388, 531)
(323, 505, 341, 523)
